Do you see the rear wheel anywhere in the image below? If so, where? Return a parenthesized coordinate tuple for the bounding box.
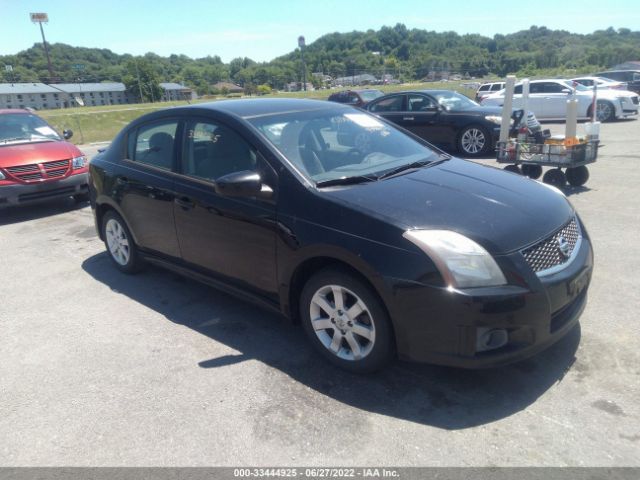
(102, 210, 143, 273)
(300, 268, 394, 373)
(457, 125, 491, 157)
(521, 164, 543, 179)
(542, 168, 566, 188)
(566, 166, 589, 186)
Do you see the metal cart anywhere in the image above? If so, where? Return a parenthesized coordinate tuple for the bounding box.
(496, 139, 599, 187)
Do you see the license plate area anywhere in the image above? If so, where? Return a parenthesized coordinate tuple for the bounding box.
(567, 267, 591, 299)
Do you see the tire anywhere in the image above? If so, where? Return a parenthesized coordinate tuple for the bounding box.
(102, 210, 143, 274)
(566, 166, 589, 186)
(521, 164, 543, 179)
(594, 100, 615, 122)
(542, 168, 566, 188)
(73, 192, 90, 203)
(503, 164, 522, 174)
(457, 125, 491, 157)
(300, 267, 394, 373)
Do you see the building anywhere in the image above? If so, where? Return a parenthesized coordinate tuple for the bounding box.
(0, 82, 133, 109)
(52, 83, 133, 107)
(160, 82, 196, 101)
(0, 83, 62, 110)
(332, 74, 377, 87)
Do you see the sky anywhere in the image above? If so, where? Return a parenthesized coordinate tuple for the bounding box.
(1, 0, 639, 62)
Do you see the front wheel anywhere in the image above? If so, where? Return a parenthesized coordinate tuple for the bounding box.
(591, 100, 615, 122)
(300, 268, 394, 373)
(457, 125, 491, 157)
(102, 210, 143, 273)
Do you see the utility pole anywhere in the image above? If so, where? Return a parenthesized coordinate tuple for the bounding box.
(30, 13, 54, 83)
(298, 36, 306, 92)
(135, 61, 144, 103)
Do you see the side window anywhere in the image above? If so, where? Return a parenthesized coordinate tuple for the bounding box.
(130, 121, 178, 170)
(490, 83, 502, 92)
(513, 85, 523, 94)
(543, 82, 565, 93)
(408, 94, 436, 111)
(347, 93, 360, 104)
(182, 120, 257, 181)
(529, 83, 543, 94)
(478, 85, 490, 92)
(369, 95, 404, 112)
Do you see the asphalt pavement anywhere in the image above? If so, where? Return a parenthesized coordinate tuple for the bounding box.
(1, 120, 639, 466)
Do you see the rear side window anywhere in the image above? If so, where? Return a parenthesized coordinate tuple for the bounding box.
(369, 95, 404, 112)
(490, 83, 504, 92)
(478, 85, 491, 92)
(128, 121, 178, 170)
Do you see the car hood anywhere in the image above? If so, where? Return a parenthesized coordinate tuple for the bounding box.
(0, 140, 83, 167)
(323, 158, 574, 254)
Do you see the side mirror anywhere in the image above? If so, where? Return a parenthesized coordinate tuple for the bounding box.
(214, 170, 270, 198)
(63, 129, 73, 140)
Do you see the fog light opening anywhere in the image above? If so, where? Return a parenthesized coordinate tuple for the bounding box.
(476, 328, 509, 352)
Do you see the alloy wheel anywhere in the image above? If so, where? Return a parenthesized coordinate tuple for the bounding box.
(596, 101, 613, 122)
(309, 284, 376, 361)
(461, 128, 486, 155)
(105, 218, 130, 266)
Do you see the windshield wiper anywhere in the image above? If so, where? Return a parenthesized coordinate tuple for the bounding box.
(316, 175, 377, 188)
(377, 157, 449, 180)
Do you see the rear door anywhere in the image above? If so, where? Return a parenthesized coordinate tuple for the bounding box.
(539, 81, 569, 118)
(367, 94, 406, 127)
(117, 119, 181, 258)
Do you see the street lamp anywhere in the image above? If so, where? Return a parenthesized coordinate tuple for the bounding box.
(298, 35, 306, 92)
(30, 13, 54, 82)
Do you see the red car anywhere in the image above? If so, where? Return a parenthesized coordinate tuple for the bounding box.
(0, 109, 89, 207)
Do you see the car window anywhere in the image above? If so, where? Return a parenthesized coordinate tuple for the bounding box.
(490, 83, 504, 92)
(369, 95, 404, 112)
(130, 121, 178, 170)
(542, 82, 565, 93)
(529, 83, 544, 94)
(514, 85, 523, 94)
(346, 93, 360, 105)
(181, 120, 257, 181)
(408, 94, 437, 112)
(478, 85, 490, 92)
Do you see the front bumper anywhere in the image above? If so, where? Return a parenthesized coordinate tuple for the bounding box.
(388, 233, 593, 368)
(0, 172, 89, 208)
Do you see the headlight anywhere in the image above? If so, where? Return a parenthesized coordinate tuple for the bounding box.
(72, 155, 87, 169)
(484, 115, 510, 125)
(403, 230, 507, 288)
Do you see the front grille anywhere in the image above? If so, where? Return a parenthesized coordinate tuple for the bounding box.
(522, 218, 580, 274)
(5, 159, 70, 183)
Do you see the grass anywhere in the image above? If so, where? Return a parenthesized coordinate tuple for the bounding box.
(37, 81, 478, 145)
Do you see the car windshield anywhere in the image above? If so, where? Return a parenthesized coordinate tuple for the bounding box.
(248, 108, 439, 185)
(0, 113, 61, 145)
(358, 90, 384, 102)
(430, 91, 479, 111)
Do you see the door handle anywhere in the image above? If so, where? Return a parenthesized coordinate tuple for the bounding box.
(174, 196, 195, 210)
(402, 116, 415, 121)
(115, 176, 128, 185)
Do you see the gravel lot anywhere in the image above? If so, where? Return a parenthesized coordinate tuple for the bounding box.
(1, 120, 639, 466)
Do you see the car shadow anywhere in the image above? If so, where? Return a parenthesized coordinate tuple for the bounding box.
(82, 252, 581, 430)
(0, 198, 89, 226)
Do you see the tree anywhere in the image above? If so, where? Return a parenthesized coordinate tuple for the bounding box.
(123, 58, 162, 102)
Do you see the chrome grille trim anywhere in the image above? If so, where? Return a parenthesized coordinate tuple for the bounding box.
(521, 217, 582, 276)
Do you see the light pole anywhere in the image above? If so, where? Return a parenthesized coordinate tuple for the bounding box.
(30, 13, 54, 82)
(298, 35, 306, 92)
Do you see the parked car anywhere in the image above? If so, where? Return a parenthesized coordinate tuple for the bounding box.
(595, 70, 640, 94)
(0, 109, 89, 207)
(365, 90, 508, 157)
(327, 89, 384, 108)
(475, 81, 505, 102)
(481, 79, 639, 122)
(89, 98, 592, 373)
(570, 76, 628, 91)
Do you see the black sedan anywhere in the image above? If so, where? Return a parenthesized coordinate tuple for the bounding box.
(366, 90, 505, 157)
(88, 98, 592, 373)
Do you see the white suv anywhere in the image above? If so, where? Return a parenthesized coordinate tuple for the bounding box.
(480, 79, 639, 122)
(475, 82, 505, 102)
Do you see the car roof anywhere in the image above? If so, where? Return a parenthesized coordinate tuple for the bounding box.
(0, 109, 32, 115)
(176, 98, 350, 119)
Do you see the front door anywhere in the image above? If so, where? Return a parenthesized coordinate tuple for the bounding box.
(172, 119, 279, 297)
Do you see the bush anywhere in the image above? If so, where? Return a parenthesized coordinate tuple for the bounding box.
(257, 84, 272, 96)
